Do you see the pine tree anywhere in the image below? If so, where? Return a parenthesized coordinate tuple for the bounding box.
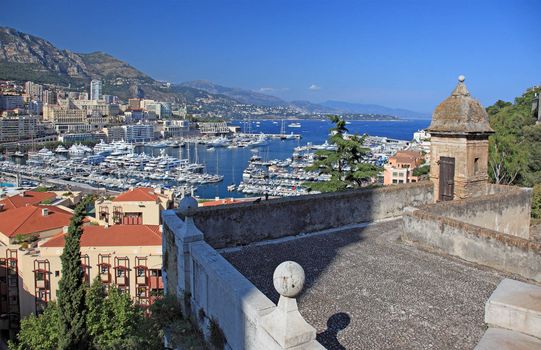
(57, 197, 91, 349)
(305, 115, 381, 192)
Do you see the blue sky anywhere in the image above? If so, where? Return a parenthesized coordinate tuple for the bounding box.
(1, 0, 539, 112)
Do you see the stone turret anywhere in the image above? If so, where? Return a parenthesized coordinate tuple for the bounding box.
(428, 76, 494, 201)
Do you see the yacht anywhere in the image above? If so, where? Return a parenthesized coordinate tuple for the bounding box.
(208, 136, 230, 148)
(248, 134, 269, 147)
(55, 145, 69, 154)
(288, 122, 301, 128)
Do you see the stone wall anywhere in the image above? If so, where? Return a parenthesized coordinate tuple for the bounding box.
(190, 240, 277, 350)
(183, 182, 434, 248)
(420, 185, 532, 239)
(402, 207, 541, 282)
(162, 211, 323, 349)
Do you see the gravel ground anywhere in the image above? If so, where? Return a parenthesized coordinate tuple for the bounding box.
(222, 219, 510, 350)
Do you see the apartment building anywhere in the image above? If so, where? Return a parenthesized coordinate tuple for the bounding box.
(0, 95, 24, 111)
(95, 187, 173, 226)
(0, 187, 166, 321)
(0, 115, 39, 142)
(162, 119, 189, 138)
(383, 150, 425, 185)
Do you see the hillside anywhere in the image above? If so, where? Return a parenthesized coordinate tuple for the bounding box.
(322, 100, 428, 119)
(0, 26, 406, 120)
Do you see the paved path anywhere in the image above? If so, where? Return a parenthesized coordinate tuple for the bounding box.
(223, 219, 513, 350)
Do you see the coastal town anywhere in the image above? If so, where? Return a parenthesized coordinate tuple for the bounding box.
(0, 1, 540, 348)
(0, 78, 432, 201)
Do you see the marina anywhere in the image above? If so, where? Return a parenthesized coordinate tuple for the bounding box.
(0, 119, 430, 199)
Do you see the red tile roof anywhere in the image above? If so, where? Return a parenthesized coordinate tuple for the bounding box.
(0, 191, 56, 210)
(0, 205, 72, 238)
(112, 188, 159, 202)
(199, 198, 250, 207)
(41, 225, 161, 247)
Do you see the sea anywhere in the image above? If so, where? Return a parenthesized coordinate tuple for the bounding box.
(145, 119, 430, 199)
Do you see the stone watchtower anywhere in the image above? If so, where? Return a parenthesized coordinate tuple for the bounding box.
(428, 76, 494, 201)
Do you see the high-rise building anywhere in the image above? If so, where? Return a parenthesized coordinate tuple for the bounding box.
(90, 79, 102, 101)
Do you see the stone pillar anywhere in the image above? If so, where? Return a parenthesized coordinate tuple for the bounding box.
(260, 261, 325, 349)
(162, 194, 203, 316)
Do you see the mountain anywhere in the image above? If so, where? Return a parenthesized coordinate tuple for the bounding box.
(0, 27, 237, 106)
(321, 100, 429, 119)
(288, 100, 339, 114)
(0, 26, 409, 120)
(179, 80, 285, 106)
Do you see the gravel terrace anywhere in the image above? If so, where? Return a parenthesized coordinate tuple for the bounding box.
(222, 219, 512, 350)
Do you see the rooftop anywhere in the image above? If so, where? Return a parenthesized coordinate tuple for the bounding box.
(0, 191, 56, 210)
(222, 219, 509, 349)
(0, 205, 72, 237)
(41, 224, 161, 247)
(112, 187, 160, 202)
(428, 76, 494, 135)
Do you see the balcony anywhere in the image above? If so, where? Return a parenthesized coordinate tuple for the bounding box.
(149, 276, 163, 290)
(116, 275, 127, 286)
(136, 275, 147, 285)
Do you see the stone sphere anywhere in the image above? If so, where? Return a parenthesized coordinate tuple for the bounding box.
(458, 74, 466, 82)
(178, 195, 198, 216)
(273, 261, 305, 298)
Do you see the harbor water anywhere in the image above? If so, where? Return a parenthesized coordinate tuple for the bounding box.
(152, 119, 430, 199)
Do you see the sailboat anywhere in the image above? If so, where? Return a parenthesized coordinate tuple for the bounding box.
(280, 120, 286, 140)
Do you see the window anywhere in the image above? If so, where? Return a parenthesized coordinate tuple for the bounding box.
(392, 172, 398, 177)
(137, 268, 145, 277)
(474, 157, 479, 174)
(392, 179, 398, 184)
(150, 269, 162, 277)
(55, 271, 60, 277)
(100, 266, 109, 274)
(36, 272, 44, 281)
(117, 269, 125, 278)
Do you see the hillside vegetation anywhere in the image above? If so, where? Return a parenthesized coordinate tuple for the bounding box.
(487, 85, 541, 217)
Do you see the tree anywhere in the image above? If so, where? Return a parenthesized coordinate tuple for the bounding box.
(57, 197, 92, 349)
(305, 115, 381, 192)
(88, 281, 146, 350)
(487, 86, 540, 186)
(9, 303, 60, 350)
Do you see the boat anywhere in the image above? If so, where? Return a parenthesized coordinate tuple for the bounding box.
(248, 134, 269, 148)
(227, 184, 236, 192)
(288, 122, 301, 128)
(208, 136, 230, 148)
(55, 145, 69, 154)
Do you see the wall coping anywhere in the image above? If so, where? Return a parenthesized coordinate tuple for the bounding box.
(405, 207, 541, 252)
(176, 182, 433, 218)
(419, 185, 531, 213)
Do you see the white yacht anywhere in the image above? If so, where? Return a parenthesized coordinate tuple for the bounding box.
(55, 145, 69, 154)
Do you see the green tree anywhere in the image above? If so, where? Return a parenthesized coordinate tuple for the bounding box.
(305, 115, 381, 192)
(9, 303, 61, 350)
(89, 284, 145, 350)
(487, 86, 541, 185)
(57, 197, 91, 349)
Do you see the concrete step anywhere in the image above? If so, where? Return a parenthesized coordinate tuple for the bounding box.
(485, 278, 541, 339)
(475, 328, 541, 350)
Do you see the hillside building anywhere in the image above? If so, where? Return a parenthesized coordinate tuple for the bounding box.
(383, 150, 424, 185)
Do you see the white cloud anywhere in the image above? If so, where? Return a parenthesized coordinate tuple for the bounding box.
(308, 84, 321, 91)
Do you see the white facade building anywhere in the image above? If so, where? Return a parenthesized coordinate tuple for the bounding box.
(90, 80, 102, 101)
